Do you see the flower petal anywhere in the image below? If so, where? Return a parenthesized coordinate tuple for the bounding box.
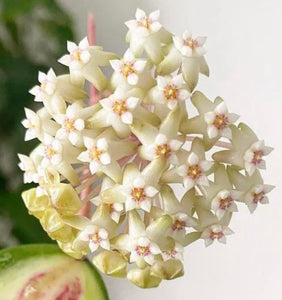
(145, 186, 158, 197)
(110, 59, 123, 71)
(126, 97, 139, 110)
(133, 60, 147, 72)
(127, 73, 138, 85)
(188, 152, 199, 165)
(100, 153, 111, 165)
(149, 10, 160, 21)
(121, 111, 133, 124)
(155, 133, 168, 145)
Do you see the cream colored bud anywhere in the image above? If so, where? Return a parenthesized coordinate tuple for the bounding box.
(40, 208, 75, 243)
(21, 188, 50, 218)
(58, 240, 85, 260)
(127, 267, 162, 288)
(47, 183, 82, 215)
(92, 250, 127, 278)
(151, 259, 184, 280)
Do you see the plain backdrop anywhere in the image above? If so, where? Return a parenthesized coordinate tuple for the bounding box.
(58, 1, 282, 299)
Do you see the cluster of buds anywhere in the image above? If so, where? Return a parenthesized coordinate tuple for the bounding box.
(19, 9, 274, 288)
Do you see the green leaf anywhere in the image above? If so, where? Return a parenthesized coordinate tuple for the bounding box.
(1, 0, 41, 20)
(0, 244, 109, 300)
(0, 0, 75, 190)
(0, 192, 53, 244)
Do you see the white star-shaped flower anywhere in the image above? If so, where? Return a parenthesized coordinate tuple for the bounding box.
(54, 104, 85, 146)
(211, 190, 240, 219)
(33, 167, 48, 197)
(110, 49, 146, 85)
(177, 152, 212, 190)
(153, 75, 190, 110)
(243, 140, 273, 175)
(173, 30, 207, 57)
(100, 87, 139, 126)
(169, 212, 197, 240)
(37, 135, 63, 168)
(78, 225, 110, 253)
(18, 154, 37, 183)
(21, 108, 41, 141)
(162, 243, 184, 261)
(245, 184, 274, 213)
(29, 69, 57, 102)
(201, 224, 233, 247)
(204, 102, 239, 139)
(108, 202, 124, 223)
(122, 176, 158, 212)
(125, 8, 162, 37)
(33, 167, 60, 198)
(145, 133, 183, 162)
(77, 137, 111, 174)
(58, 37, 91, 70)
(129, 236, 161, 265)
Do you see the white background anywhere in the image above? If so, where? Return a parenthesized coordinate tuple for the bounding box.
(59, 1, 282, 299)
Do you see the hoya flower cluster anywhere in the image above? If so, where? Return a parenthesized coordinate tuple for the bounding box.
(19, 9, 273, 288)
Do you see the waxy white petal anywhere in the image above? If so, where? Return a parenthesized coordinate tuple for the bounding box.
(126, 97, 139, 110)
(188, 152, 199, 165)
(183, 177, 195, 190)
(79, 37, 89, 50)
(100, 153, 111, 165)
(155, 133, 168, 145)
(67, 41, 77, 53)
(207, 125, 219, 138)
(90, 161, 100, 174)
(144, 186, 158, 197)
(135, 8, 146, 21)
(127, 73, 138, 85)
(133, 60, 146, 72)
(110, 59, 123, 71)
(149, 10, 160, 21)
(140, 199, 151, 212)
(84, 136, 96, 149)
(97, 138, 108, 151)
(133, 177, 146, 188)
(121, 111, 133, 124)
(124, 48, 135, 62)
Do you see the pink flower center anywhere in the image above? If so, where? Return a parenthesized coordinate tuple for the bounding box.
(89, 232, 101, 244)
(89, 147, 104, 161)
(184, 38, 198, 49)
(121, 63, 135, 78)
(138, 17, 151, 29)
(64, 119, 75, 133)
(252, 150, 263, 165)
(71, 49, 83, 62)
(219, 196, 233, 210)
(113, 100, 127, 116)
(131, 187, 146, 203)
(45, 145, 57, 160)
(164, 84, 179, 100)
(172, 219, 186, 231)
(187, 164, 202, 179)
(252, 191, 265, 204)
(213, 114, 228, 130)
(164, 248, 177, 258)
(210, 231, 224, 240)
(135, 245, 150, 257)
(156, 143, 171, 157)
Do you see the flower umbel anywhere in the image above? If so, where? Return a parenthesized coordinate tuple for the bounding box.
(19, 8, 274, 289)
